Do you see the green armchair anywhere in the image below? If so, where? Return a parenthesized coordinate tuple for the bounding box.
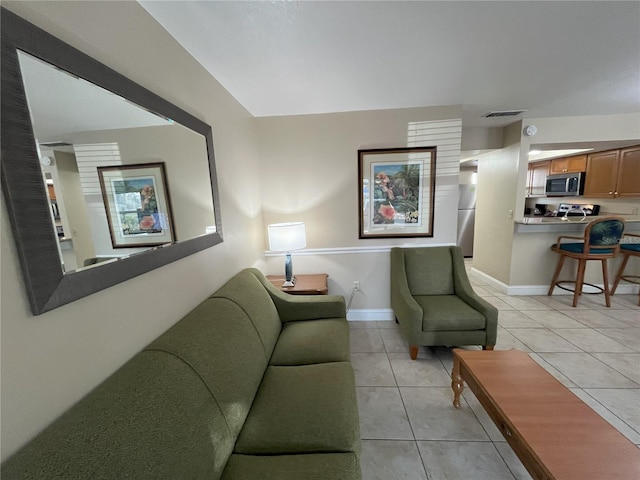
(390, 246, 498, 359)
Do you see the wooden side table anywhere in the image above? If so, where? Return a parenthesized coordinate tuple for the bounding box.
(266, 273, 328, 295)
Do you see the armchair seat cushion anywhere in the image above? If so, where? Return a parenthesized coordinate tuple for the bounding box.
(414, 295, 486, 331)
(270, 318, 350, 366)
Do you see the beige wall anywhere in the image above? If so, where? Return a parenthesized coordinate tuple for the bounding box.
(472, 122, 523, 284)
(1, 1, 264, 460)
(256, 108, 463, 311)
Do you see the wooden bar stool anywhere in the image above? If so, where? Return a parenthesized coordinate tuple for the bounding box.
(548, 216, 626, 307)
(611, 233, 640, 306)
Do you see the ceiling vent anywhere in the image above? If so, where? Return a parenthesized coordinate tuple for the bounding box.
(39, 141, 72, 147)
(483, 110, 527, 118)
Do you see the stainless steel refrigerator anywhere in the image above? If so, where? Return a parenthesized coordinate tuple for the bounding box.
(456, 184, 476, 257)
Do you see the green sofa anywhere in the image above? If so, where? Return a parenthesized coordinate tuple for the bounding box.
(2, 268, 361, 480)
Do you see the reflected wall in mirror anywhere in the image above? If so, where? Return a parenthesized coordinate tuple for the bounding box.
(1, 8, 223, 315)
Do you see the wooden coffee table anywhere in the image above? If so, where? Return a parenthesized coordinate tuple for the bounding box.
(451, 348, 640, 480)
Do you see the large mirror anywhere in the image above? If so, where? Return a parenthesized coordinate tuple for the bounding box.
(1, 9, 223, 315)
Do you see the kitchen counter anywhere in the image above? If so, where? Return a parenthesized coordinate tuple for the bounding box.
(515, 215, 640, 233)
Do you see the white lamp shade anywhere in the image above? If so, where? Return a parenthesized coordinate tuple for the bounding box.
(268, 222, 306, 252)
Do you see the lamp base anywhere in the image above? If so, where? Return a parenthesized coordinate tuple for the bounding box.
(281, 277, 296, 287)
(283, 253, 295, 287)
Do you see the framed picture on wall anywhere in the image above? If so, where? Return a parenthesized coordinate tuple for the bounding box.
(97, 162, 176, 248)
(358, 146, 437, 239)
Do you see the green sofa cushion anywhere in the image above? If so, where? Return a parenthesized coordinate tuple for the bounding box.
(234, 362, 359, 455)
(147, 297, 267, 439)
(414, 295, 486, 331)
(404, 247, 455, 296)
(1, 351, 231, 480)
(221, 453, 361, 480)
(212, 269, 282, 359)
(270, 318, 350, 366)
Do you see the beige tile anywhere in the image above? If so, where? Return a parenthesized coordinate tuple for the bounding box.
(600, 309, 640, 327)
(349, 320, 379, 329)
(499, 296, 551, 311)
(380, 327, 410, 353)
(417, 441, 514, 480)
(560, 309, 632, 329)
(508, 328, 582, 353)
(360, 440, 428, 480)
(388, 353, 451, 387)
(484, 296, 516, 311)
(551, 328, 634, 353)
(495, 328, 532, 352)
(357, 387, 414, 440)
(350, 328, 385, 352)
(572, 388, 640, 444)
(376, 320, 398, 329)
(582, 388, 640, 434)
(537, 353, 639, 388)
(591, 353, 640, 384)
(498, 311, 541, 329)
(528, 353, 578, 388)
(400, 387, 489, 441)
(494, 442, 533, 480)
(521, 310, 587, 329)
(472, 286, 493, 297)
(596, 328, 640, 351)
(351, 352, 396, 386)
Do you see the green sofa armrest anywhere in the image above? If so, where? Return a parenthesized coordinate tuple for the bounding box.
(248, 269, 346, 322)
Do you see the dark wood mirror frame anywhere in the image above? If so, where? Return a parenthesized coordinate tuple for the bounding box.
(1, 8, 224, 315)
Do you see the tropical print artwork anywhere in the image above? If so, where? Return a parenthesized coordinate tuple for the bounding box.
(98, 162, 175, 248)
(112, 176, 164, 235)
(371, 162, 423, 225)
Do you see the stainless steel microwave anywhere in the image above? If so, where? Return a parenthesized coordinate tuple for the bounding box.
(545, 172, 585, 196)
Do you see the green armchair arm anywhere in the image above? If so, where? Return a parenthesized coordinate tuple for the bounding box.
(390, 249, 423, 340)
(451, 248, 498, 346)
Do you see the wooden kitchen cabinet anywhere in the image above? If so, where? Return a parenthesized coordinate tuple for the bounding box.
(526, 160, 549, 197)
(549, 154, 587, 174)
(616, 146, 640, 197)
(584, 146, 640, 198)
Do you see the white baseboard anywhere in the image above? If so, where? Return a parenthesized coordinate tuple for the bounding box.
(347, 309, 395, 321)
(470, 268, 639, 296)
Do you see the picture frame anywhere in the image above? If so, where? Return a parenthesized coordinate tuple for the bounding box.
(97, 162, 176, 248)
(358, 146, 437, 239)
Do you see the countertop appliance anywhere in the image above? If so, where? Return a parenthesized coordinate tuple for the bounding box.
(456, 184, 476, 257)
(545, 172, 585, 196)
(557, 203, 600, 217)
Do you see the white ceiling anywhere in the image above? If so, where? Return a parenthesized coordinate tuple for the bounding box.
(139, 1, 640, 127)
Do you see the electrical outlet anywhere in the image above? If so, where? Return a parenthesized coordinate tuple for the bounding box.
(353, 281, 360, 291)
(508, 209, 514, 219)
(632, 207, 638, 215)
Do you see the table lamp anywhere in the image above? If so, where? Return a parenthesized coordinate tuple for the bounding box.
(268, 222, 307, 287)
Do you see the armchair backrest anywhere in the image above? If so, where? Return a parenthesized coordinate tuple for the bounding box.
(400, 246, 455, 296)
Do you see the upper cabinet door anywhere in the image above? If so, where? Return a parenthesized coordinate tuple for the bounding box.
(549, 155, 587, 174)
(527, 160, 549, 197)
(584, 150, 620, 197)
(616, 146, 640, 197)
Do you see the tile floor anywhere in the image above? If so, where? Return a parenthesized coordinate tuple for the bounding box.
(351, 267, 640, 480)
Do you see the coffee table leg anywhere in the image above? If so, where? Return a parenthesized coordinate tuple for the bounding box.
(452, 352, 464, 408)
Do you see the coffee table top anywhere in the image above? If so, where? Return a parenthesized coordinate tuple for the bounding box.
(454, 349, 640, 480)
